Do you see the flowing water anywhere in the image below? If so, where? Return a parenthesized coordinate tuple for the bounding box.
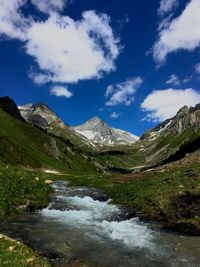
(1, 181, 200, 266)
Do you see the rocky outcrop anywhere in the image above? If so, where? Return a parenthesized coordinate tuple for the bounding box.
(171, 104, 200, 134)
(18, 103, 65, 130)
(138, 103, 200, 165)
(141, 103, 200, 140)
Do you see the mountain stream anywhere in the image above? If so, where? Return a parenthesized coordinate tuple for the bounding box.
(1, 181, 200, 266)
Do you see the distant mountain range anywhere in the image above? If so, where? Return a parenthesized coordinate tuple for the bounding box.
(0, 96, 199, 173)
(18, 103, 139, 145)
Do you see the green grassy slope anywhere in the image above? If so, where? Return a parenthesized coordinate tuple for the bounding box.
(0, 107, 99, 174)
(91, 124, 200, 172)
(0, 164, 51, 219)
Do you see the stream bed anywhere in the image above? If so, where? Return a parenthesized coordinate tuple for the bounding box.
(1, 181, 200, 266)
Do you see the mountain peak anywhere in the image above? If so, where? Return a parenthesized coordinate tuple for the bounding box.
(33, 102, 52, 111)
(176, 105, 189, 118)
(89, 116, 103, 122)
(74, 116, 139, 145)
(85, 116, 105, 126)
(18, 101, 64, 130)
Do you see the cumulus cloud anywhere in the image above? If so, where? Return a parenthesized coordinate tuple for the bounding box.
(158, 0, 178, 17)
(153, 0, 200, 64)
(195, 63, 200, 73)
(109, 111, 121, 118)
(50, 85, 73, 98)
(105, 77, 143, 106)
(0, 0, 31, 41)
(141, 88, 200, 122)
(25, 11, 120, 84)
(31, 0, 69, 15)
(0, 2, 120, 97)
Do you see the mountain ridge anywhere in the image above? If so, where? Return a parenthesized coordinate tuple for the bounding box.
(2, 96, 199, 171)
(19, 102, 139, 146)
(18, 102, 96, 151)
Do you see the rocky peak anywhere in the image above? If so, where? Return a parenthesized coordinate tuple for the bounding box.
(0, 96, 24, 121)
(77, 116, 107, 131)
(74, 116, 139, 145)
(33, 102, 53, 112)
(177, 105, 189, 118)
(18, 102, 65, 130)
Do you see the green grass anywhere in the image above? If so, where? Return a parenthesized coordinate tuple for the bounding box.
(0, 165, 51, 219)
(0, 234, 51, 267)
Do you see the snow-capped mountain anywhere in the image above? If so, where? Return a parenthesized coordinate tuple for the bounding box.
(74, 116, 139, 145)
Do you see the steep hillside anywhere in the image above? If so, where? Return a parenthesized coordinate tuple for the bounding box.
(0, 102, 99, 174)
(74, 116, 139, 145)
(138, 104, 200, 165)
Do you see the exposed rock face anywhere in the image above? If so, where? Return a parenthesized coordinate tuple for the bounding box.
(74, 116, 139, 145)
(138, 103, 200, 165)
(172, 105, 200, 134)
(141, 103, 200, 141)
(0, 96, 24, 121)
(18, 103, 65, 130)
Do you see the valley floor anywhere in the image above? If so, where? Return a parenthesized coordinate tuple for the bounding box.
(0, 149, 200, 265)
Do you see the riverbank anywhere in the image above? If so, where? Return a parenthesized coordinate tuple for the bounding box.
(0, 234, 51, 267)
(0, 165, 52, 266)
(0, 165, 52, 219)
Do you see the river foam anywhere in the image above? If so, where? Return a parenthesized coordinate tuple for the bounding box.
(41, 193, 154, 249)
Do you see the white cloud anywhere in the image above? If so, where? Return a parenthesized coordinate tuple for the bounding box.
(50, 85, 73, 98)
(141, 88, 200, 122)
(183, 76, 192, 83)
(195, 63, 200, 73)
(105, 77, 143, 106)
(165, 74, 180, 85)
(0, 2, 120, 88)
(166, 73, 192, 85)
(31, 0, 69, 15)
(153, 0, 200, 64)
(0, 0, 31, 41)
(26, 11, 120, 84)
(109, 112, 121, 118)
(105, 85, 113, 97)
(158, 0, 178, 17)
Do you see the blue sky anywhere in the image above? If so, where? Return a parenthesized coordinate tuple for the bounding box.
(0, 0, 200, 136)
